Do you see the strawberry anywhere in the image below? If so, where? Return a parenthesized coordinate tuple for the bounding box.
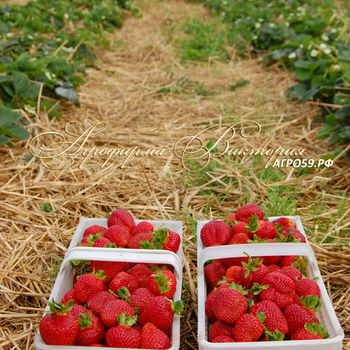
(127, 232, 154, 249)
(234, 313, 264, 342)
(75, 271, 107, 303)
(261, 329, 285, 341)
(209, 320, 235, 342)
(278, 266, 302, 283)
(239, 254, 269, 289)
(228, 232, 249, 244)
(294, 278, 321, 305)
(39, 300, 79, 345)
(291, 322, 329, 340)
(232, 221, 250, 236)
(139, 296, 183, 332)
(162, 230, 181, 253)
(127, 263, 154, 288)
(281, 255, 308, 276)
(61, 289, 81, 305)
(147, 270, 177, 298)
(220, 256, 249, 269)
(105, 313, 140, 348)
(200, 220, 232, 247)
(104, 225, 130, 247)
(90, 260, 129, 284)
(205, 289, 218, 322)
(272, 217, 296, 230)
(140, 323, 171, 349)
(246, 215, 276, 240)
(279, 227, 306, 243)
(70, 305, 92, 320)
(212, 284, 248, 324)
(267, 264, 280, 272)
(87, 290, 118, 317)
(204, 262, 227, 290)
(226, 213, 237, 223)
(236, 204, 265, 222)
(130, 288, 155, 314)
(107, 209, 135, 231)
(225, 265, 242, 284)
(249, 300, 288, 334)
(75, 313, 106, 346)
(131, 221, 154, 236)
(255, 272, 295, 309)
(284, 296, 321, 337)
(212, 335, 234, 343)
(100, 299, 135, 328)
(92, 237, 114, 248)
(83, 225, 107, 238)
(109, 272, 139, 295)
(89, 344, 107, 347)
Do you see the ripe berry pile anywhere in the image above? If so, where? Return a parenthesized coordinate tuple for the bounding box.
(79, 209, 181, 253)
(204, 253, 330, 342)
(201, 203, 306, 247)
(39, 261, 183, 348)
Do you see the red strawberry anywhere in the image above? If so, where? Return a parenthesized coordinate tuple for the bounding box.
(127, 263, 154, 288)
(89, 344, 107, 347)
(278, 266, 302, 284)
(162, 230, 181, 253)
(226, 213, 236, 223)
(284, 296, 321, 337)
(250, 300, 288, 334)
(267, 264, 280, 273)
(140, 323, 171, 349)
(294, 278, 320, 305)
(212, 335, 234, 343)
(75, 271, 107, 303)
(225, 266, 242, 284)
(127, 232, 154, 249)
(70, 305, 92, 320)
(100, 299, 135, 328)
(204, 262, 227, 290)
(130, 288, 155, 314)
(139, 296, 183, 332)
(272, 217, 296, 230)
(209, 320, 235, 342)
(90, 260, 129, 284)
(107, 209, 135, 231)
(87, 291, 118, 317)
(205, 289, 218, 322)
(246, 216, 276, 240)
(291, 322, 329, 340)
(220, 256, 249, 269)
(92, 237, 114, 248)
(109, 272, 139, 295)
(232, 221, 250, 236)
(104, 225, 130, 247)
(239, 254, 268, 289)
(147, 270, 177, 299)
(234, 313, 264, 342)
(105, 313, 140, 348)
(39, 300, 79, 345)
(200, 220, 232, 247)
(75, 313, 106, 346)
(228, 232, 249, 244)
(236, 204, 265, 222)
(280, 227, 306, 243)
(83, 225, 107, 238)
(281, 255, 308, 276)
(61, 289, 81, 305)
(131, 221, 154, 236)
(213, 285, 248, 324)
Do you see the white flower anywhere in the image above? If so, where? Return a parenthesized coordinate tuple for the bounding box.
(24, 105, 36, 115)
(27, 35, 33, 39)
(331, 28, 337, 33)
(288, 52, 297, 59)
(324, 48, 331, 54)
(6, 32, 13, 38)
(258, 18, 264, 22)
(322, 34, 329, 41)
(45, 71, 53, 80)
(320, 43, 327, 49)
(334, 65, 341, 71)
(285, 22, 290, 27)
(269, 23, 275, 28)
(255, 23, 261, 29)
(300, 44, 304, 48)
(252, 35, 258, 40)
(311, 49, 318, 57)
(64, 13, 69, 19)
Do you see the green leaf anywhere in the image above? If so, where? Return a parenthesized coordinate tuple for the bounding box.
(0, 105, 22, 126)
(0, 75, 11, 83)
(23, 84, 40, 98)
(339, 126, 350, 140)
(287, 83, 307, 100)
(12, 71, 30, 96)
(55, 86, 81, 107)
(301, 87, 319, 102)
(40, 203, 53, 212)
(317, 123, 338, 139)
(0, 124, 29, 140)
(229, 80, 250, 91)
(0, 135, 10, 145)
(335, 105, 350, 119)
(3, 83, 15, 97)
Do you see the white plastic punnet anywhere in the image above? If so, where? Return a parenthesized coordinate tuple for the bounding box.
(35, 247, 182, 350)
(197, 219, 344, 350)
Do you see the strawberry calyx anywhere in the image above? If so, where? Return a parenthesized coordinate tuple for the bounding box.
(265, 329, 285, 341)
(118, 287, 131, 304)
(247, 234, 269, 244)
(86, 232, 104, 246)
(245, 215, 261, 233)
(151, 271, 171, 294)
(256, 311, 266, 324)
(105, 243, 117, 248)
(273, 222, 284, 234)
(247, 298, 254, 309)
(300, 295, 322, 312)
(217, 276, 227, 285)
(291, 255, 308, 276)
(46, 299, 74, 315)
(117, 311, 138, 328)
(106, 211, 113, 219)
(242, 252, 263, 278)
(152, 227, 169, 250)
(251, 283, 269, 295)
(77, 313, 93, 330)
(140, 240, 153, 249)
(227, 282, 248, 295)
(166, 298, 183, 316)
(275, 231, 301, 243)
(77, 269, 106, 282)
(304, 322, 329, 339)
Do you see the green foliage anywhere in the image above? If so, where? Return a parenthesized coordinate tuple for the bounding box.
(0, 0, 133, 145)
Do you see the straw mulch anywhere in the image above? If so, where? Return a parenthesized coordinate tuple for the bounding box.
(0, 0, 349, 349)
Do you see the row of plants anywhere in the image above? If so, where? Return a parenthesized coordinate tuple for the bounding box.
(192, 0, 350, 145)
(0, 0, 134, 147)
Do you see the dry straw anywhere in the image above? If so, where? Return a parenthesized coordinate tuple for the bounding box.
(0, 0, 349, 349)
